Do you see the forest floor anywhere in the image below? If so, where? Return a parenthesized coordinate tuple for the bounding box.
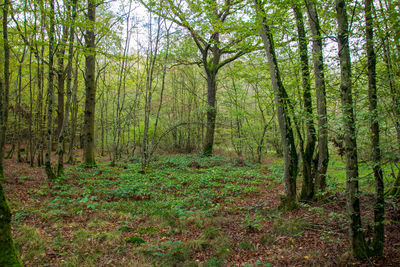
(3, 152, 400, 266)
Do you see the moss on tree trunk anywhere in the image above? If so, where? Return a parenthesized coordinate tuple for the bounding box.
(0, 182, 22, 266)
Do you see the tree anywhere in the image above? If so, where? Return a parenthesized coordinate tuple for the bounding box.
(141, 15, 172, 169)
(44, 0, 57, 180)
(336, 0, 368, 258)
(377, 0, 400, 197)
(293, 3, 316, 201)
(83, 0, 97, 166)
(112, 0, 133, 166)
(0, 0, 22, 265)
(141, 0, 256, 156)
(57, 0, 78, 176)
(254, 0, 298, 210)
(305, 0, 329, 193)
(56, 4, 69, 140)
(365, 0, 384, 256)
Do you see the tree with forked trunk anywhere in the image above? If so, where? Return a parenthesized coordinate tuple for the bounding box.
(305, 0, 329, 194)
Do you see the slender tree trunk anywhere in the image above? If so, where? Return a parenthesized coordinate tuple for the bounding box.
(57, 26, 68, 139)
(101, 90, 105, 156)
(83, 0, 97, 167)
(29, 51, 35, 166)
(142, 14, 161, 169)
(0, 2, 9, 180)
(37, 4, 45, 166)
(230, 77, 243, 156)
(305, 0, 329, 193)
(293, 4, 317, 201)
(150, 22, 171, 159)
(255, 0, 298, 210)
(57, 0, 77, 176)
(16, 58, 24, 162)
(45, 0, 57, 180)
(112, 2, 132, 165)
(253, 83, 269, 163)
(365, 0, 384, 256)
(0, 1, 22, 265)
(16, 46, 26, 163)
(375, 1, 400, 196)
(336, 0, 368, 259)
(305, 0, 329, 191)
(67, 65, 78, 163)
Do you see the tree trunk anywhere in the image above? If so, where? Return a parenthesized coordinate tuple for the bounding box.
(150, 22, 171, 159)
(365, 0, 384, 256)
(57, 0, 77, 176)
(83, 0, 97, 167)
(305, 0, 329, 193)
(36, 12, 45, 166)
(375, 1, 400, 197)
(255, 0, 298, 211)
(15, 46, 27, 163)
(67, 64, 78, 164)
(0, 1, 22, 265)
(0, 183, 22, 266)
(16, 58, 24, 162)
(100, 88, 105, 156)
(293, 4, 316, 201)
(203, 71, 217, 156)
(29, 51, 35, 166)
(37, 1, 46, 167)
(336, 0, 368, 259)
(57, 26, 68, 139)
(45, 0, 57, 180)
(112, 2, 132, 165)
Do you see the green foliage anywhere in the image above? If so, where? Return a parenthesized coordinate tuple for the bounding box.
(124, 235, 146, 245)
(242, 213, 263, 232)
(138, 226, 160, 236)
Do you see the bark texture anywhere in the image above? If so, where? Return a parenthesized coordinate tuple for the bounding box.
(0, 183, 22, 266)
(305, 0, 329, 192)
(203, 65, 218, 156)
(45, 0, 57, 180)
(255, 0, 298, 210)
(0, 0, 11, 178)
(365, 0, 384, 256)
(293, 4, 316, 201)
(83, 0, 97, 167)
(336, 0, 368, 259)
(57, 0, 77, 176)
